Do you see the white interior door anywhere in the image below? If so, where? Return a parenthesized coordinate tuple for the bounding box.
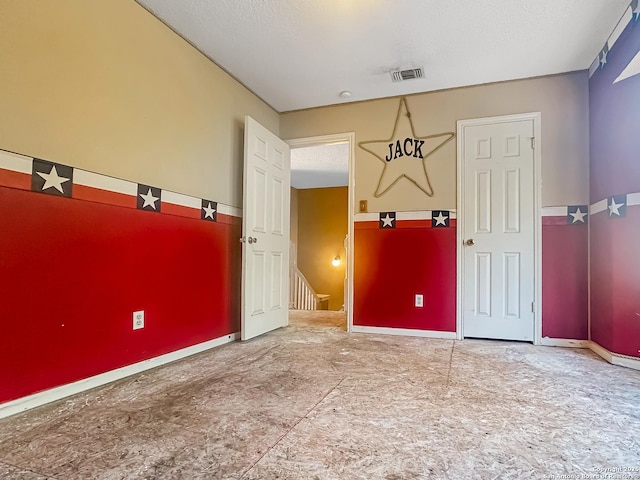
(461, 119, 535, 341)
(242, 116, 291, 341)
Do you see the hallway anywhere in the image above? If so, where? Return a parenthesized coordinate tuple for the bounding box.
(0, 311, 638, 479)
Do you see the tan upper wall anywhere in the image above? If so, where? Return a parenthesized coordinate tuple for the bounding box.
(280, 72, 590, 211)
(0, 0, 278, 207)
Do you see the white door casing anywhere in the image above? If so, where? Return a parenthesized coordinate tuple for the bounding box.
(457, 114, 542, 342)
(242, 116, 291, 341)
(286, 133, 355, 331)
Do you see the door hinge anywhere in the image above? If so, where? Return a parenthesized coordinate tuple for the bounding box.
(530, 137, 536, 150)
(531, 301, 536, 313)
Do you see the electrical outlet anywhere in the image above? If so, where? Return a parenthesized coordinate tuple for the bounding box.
(133, 310, 145, 330)
(415, 294, 423, 307)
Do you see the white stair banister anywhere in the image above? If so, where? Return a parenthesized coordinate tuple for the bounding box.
(290, 265, 328, 310)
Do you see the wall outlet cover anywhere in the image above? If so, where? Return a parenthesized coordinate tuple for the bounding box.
(415, 294, 423, 307)
(133, 310, 145, 330)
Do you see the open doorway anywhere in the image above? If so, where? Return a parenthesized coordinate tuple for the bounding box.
(287, 133, 355, 331)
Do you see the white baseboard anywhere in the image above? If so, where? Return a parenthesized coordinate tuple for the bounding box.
(0, 332, 239, 420)
(540, 337, 590, 348)
(590, 341, 640, 371)
(351, 325, 456, 340)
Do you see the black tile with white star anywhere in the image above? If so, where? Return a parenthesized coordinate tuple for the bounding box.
(201, 199, 217, 222)
(137, 184, 162, 212)
(31, 159, 73, 197)
(379, 212, 396, 229)
(567, 205, 588, 224)
(431, 210, 450, 228)
(608, 195, 626, 218)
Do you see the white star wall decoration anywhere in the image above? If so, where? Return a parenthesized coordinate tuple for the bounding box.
(140, 188, 159, 209)
(31, 159, 74, 197)
(37, 165, 70, 194)
(137, 184, 162, 212)
(608, 195, 626, 217)
(203, 202, 216, 220)
(568, 207, 587, 224)
(433, 211, 449, 226)
(379, 212, 396, 229)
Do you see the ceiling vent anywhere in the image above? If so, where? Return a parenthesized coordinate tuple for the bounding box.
(390, 67, 424, 82)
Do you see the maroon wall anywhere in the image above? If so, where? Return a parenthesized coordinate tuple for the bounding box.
(541, 219, 589, 340)
(589, 19, 640, 358)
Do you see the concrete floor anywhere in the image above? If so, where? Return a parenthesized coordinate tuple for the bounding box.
(1, 311, 639, 480)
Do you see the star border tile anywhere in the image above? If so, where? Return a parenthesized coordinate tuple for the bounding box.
(31, 159, 73, 198)
(567, 205, 588, 224)
(431, 210, 450, 228)
(379, 212, 396, 229)
(137, 184, 162, 212)
(201, 199, 218, 222)
(608, 195, 627, 218)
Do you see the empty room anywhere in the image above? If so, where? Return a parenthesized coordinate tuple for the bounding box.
(0, 1, 639, 479)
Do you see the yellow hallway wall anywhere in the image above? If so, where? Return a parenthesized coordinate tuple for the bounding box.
(297, 187, 348, 311)
(0, 0, 279, 206)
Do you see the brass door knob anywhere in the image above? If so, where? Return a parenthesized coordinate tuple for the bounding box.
(466, 239, 475, 246)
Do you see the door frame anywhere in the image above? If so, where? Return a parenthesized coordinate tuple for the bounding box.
(455, 113, 542, 344)
(286, 132, 356, 332)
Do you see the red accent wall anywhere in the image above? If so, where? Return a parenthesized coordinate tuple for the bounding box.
(542, 223, 588, 340)
(0, 186, 240, 404)
(590, 209, 640, 357)
(353, 223, 456, 332)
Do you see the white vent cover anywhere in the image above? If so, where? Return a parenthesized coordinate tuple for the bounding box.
(390, 67, 424, 82)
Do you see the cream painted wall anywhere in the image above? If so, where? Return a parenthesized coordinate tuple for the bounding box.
(280, 72, 589, 211)
(0, 0, 278, 207)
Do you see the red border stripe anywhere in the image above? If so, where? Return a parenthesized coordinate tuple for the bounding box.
(162, 202, 201, 220)
(354, 218, 457, 230)
(543, 216, 570, 226)
(217, 213, 241, 226)
(0, 168, 30, 191)
(396, 220, 432, 229)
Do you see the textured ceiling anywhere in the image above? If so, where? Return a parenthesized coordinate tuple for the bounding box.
(137, 0, 630, 112)
(291, 144, 349, 190)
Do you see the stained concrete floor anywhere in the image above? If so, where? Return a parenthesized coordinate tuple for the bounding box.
(1, 311, 639, 480)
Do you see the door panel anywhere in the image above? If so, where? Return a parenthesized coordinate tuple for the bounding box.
(476, 170, 492, 233)
(242, 117, 291, 340)
(475, 252, 492, 317)
(270, 252, 284, 310)
(251, 250, 265, 315)
(463, 119, 535, 341)
(504, 169, 520, 233)
(253, 167, 267, 233)
(503, 252, 520, 318)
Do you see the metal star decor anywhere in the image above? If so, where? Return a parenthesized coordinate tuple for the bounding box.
(358, 97, 455, 198)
